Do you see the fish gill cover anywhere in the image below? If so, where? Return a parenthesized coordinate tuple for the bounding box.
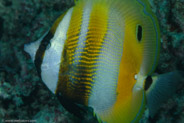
(0, 0, 183, 123)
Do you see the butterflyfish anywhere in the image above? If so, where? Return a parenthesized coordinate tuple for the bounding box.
(24, 0, 184, 122)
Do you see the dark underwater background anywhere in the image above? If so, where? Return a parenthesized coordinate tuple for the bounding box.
(0, 0, 184, 123)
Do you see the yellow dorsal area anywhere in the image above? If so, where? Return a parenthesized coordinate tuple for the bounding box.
(74, 0, 79, 4)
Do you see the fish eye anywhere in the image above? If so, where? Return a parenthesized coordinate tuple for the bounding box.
(144, 76, 152, 91)
(136, 25, 142, 42)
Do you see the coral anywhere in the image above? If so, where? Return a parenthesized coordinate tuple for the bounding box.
(149, 0, 184, 73)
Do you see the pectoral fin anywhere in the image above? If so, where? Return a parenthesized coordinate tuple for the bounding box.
(146, 71, 184, 117)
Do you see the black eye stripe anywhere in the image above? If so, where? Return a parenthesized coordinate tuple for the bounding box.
(144, 76, 152, 91)
(137, 25, 142, 42)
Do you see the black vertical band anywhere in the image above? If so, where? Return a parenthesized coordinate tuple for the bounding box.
(34, 31, 53, 77)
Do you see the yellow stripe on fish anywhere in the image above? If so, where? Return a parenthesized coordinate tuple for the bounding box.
(56, 1, 87, 104)
(24, 0, 184, 123)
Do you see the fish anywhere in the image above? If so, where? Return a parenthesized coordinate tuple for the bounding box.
(24, 0, 184, 122)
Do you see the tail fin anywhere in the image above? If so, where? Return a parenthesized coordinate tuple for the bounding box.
(146, 71, 184, 117)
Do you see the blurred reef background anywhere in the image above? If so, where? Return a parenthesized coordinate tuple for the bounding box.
(0, 0, 184, 123)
